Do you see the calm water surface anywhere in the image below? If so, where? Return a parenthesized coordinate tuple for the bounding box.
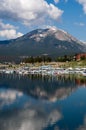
(0, 74, 86, 130)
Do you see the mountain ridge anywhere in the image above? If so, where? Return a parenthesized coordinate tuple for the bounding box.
(0, 27, 86, 60)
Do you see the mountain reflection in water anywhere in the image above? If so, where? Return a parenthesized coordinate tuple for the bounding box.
(0, 74, 86, 130)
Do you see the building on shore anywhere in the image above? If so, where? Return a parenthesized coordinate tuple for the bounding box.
(75, 53, 86, 61)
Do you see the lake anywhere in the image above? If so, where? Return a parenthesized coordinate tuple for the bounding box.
(0, 74, 86, 130)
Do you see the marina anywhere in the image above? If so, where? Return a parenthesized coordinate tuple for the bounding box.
(0, 65, 86, 76)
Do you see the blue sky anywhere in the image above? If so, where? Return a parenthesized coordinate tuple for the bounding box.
(0, 0, 86, 41)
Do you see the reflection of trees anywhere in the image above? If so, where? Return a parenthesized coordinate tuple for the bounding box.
(75, 78, 86, 86)
(56, 75, 86, 86)
(0, 74, 85, 102)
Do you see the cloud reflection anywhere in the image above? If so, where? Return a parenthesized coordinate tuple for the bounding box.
(0, 99, 62, 130)
(0, 88, 23, 108)
(77, 116, 86, 130)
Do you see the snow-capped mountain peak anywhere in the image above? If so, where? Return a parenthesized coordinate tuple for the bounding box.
(22, 27, 82, 44)
(0, 27, 86, 58)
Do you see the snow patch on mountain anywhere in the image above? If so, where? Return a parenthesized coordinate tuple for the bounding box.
(18, 27, 86, 48)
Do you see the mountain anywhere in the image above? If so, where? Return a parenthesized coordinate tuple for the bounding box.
(0, 27, 86, 61)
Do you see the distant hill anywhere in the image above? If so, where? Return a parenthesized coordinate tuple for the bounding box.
(0, 27, 86, 62)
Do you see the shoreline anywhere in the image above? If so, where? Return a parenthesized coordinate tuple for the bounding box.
(0, 61, 86, 76)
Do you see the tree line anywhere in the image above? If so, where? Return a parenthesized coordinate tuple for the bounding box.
(23, 54, 86, 63)
(23, 56, 52, 63)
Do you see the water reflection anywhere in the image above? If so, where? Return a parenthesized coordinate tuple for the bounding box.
(0, 88, 23, 109)
(0, 74, 86, 130)
(77, 116, 86, 130)
(0, 74, 86, 102)
(0, 101, 62, 130)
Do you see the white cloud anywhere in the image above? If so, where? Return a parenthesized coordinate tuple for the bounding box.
(0, 0, 63, 27)
(76, 0, 86, 14)
(65, 0, 68, 2)
(48, 4, 62, 20)
(54, 0, 68, 4)
(0, 21, 23, 39)
(0, 29, 23, 39)
(74, 22, 85, 26)
(54, 0, 59, 4)
(0, 20, 18, 30)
